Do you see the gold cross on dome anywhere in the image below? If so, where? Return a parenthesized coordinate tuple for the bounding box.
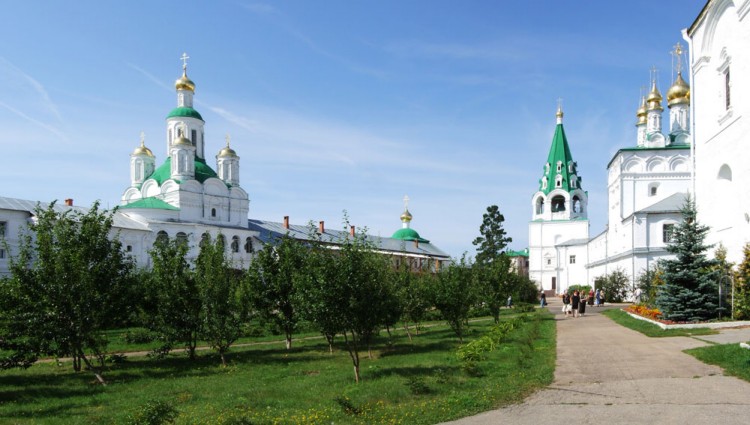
(672, 42, 684, 74)
(403, 195, 410, 209)
(225, 133, 231, 147)
(180, 53, 190, 70)
(140, 131, 145, 145)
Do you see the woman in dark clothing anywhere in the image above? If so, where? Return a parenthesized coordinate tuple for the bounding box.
(571, 290, 581, 318)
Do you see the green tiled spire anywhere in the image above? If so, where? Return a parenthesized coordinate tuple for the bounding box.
(538, 107, 582, 195)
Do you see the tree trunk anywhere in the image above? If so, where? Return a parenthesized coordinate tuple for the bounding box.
(79, 349, 107, 386)
(220, 350, 227, 367)
(343, 331, 361, 383)
(285, 334, 292, 350)
(404, 323, 413, 342)
(325, 334, 334, 354)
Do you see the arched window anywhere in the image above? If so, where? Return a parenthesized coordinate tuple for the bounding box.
(551, 195, 566, 212)
(570, 175, 577, 189)
(541, 177, 548, 190)
(572, 195, 582, 213)
(200, 232, 211, 248)
(535, 197, 545, 214)
(176, 232, 189, 247)
(555, 175, 563, 188)
(155, 230, 169, 245)
(211, 208, 217, 218)
(231, 236, 240, 253)
(648, 182, 659, 197)
(556, 161, 562, 172)
(718, 164, 732, 181)
(244, 237, 253, 254)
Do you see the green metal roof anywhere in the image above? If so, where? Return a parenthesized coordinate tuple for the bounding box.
(166, 106, 204, 121)
(539, 123, 581, 195)
(147, 157, 220, 185)
(121, 197, 179, 211)
(507, 248, 529, 257)
(391, 227, 430, 243)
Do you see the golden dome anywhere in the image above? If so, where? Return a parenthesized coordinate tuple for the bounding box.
(400, 208, 413, 223)
(636, 96, 647, 126)
(666, 72, 690, 107)
(173, 135, 192, 146)
(217, 144, 237, 158)
(646, 81, 663, 112)
(175, 69, 195, 92)
(132, 140, 154, 157)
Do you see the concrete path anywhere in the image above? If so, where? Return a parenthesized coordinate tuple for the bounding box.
(444, 298, 750, 424)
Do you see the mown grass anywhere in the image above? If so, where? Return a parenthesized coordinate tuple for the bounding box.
(601, 309, 717, 337)
(0, 310, 555, 425)
(685, 343, 750, 382)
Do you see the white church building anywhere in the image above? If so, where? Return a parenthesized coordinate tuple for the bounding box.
(0, 58, 451, 275)
(530, 0, 750, 294)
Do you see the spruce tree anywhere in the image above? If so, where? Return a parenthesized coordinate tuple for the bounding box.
(655, 197, 719, 321)
(733, 243, 750, 320)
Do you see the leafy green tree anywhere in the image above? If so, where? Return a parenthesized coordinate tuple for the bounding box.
(431, 255, 477, 342)
(2, 202, 133, 384)
(636, 265, 665, 306)
(472, 205, 513, 266)
(655, 197, 719, 321)
(247, 235, 306, 350)
(472, 205, 514, 323)
(147, 236, 201, 360)
(392, 260, 431, 342)
(297, 239, 344, 353)
(733, 243, 750, 319)
(195, 237, 246, 366)
(595, 268, 630, 303)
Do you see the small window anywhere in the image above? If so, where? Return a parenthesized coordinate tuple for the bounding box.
(0, 248, 5, 259)
(725, 68, 731, 110)
(211, 208, 217, 218)
(191, 130, 197, 144)
(156, 230, 169, 245)
(718, 164, 732, 181)
(176, 232, 189, 247)
(231, 236, 240, 253)
(556, 161, 562, 172)
(0, 221, 6, 237)
(546, 258, 552, 266)
(555, 175, 562, 188)
(244, 237, 253, 254)
(650, 186, 657, 196)
(126, 245, 132, 252)
(569, 255, 576, 264)
(663, 224, 675, 243)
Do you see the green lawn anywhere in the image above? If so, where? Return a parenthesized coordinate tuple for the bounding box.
(685, 343, 750, 382)
(0, 311, 555, 424)
(601, 309, 717, 337)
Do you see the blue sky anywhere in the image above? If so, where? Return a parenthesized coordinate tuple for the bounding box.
(0, 1, 705, 258)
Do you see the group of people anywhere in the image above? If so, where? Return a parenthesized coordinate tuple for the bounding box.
(540, 288, 605, 318)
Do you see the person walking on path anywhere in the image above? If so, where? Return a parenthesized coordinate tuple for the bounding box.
(540, 292, 547, 308)
(599, 289, 605, 306)
(595, 289, 601, 307)
(562, 292, 571, 317)
(571, 290, 581, 318)
(506, 295, 512, 308)
(588, 288, 594, 306)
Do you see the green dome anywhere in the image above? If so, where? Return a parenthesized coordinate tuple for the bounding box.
(166, 106, 204, 121)
(391, 227, 429, 243)
(147, 157, 220, 185)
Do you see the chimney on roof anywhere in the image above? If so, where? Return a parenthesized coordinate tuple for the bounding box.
(350, 225, 355, 237)
(319, 220, 325, 234)
(283, 216, 289, 229)
(64, 199, 73, 206)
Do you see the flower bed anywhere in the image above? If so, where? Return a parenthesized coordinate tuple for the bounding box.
(626, 305, 661, 321)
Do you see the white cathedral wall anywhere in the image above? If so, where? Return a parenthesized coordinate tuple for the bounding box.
(690, 0, 750, 264)
(529, 219, 589, 293)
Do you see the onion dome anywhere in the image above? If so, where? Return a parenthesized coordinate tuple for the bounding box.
(646, 80, 663, 112)
(217, 135, 238, 158)
(175, 69, 195, 92)
(174, 134, 192, 146)
(636, 96, 647, 126)
(132, 139, 154, 157)
(666, 72, 690, 107)
(400, 208, 413, 223)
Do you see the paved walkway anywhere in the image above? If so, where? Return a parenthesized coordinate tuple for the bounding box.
(444, 297, 750, 424)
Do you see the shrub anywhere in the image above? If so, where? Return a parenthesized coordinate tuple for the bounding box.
(405, 376, 430, 395)
(127, 399, 178, 425)
(124, 328, 157, 344)
(513, 303, 535, 313)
